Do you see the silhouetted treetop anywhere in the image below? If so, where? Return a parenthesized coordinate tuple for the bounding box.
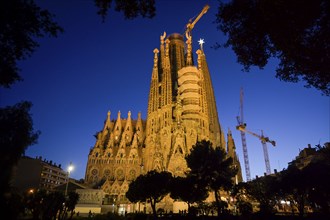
(0, 0, 63, 88)
(0, 101, 40, 195)
(94, 0, 156, 21)
(126, 170, 172, 218)
(216, 0, 330, 95)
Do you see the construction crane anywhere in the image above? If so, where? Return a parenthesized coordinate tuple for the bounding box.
(185, 4, 210, 37)
(236, 88, 251, 181)
(236, 125, 276, 175)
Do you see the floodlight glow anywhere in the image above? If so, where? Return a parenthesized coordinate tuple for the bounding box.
(68, 163, 74, 173)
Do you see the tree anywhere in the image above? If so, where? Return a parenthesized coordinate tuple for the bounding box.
(4, 191, 25, 220)
(279, 165, 309, 217)
(22, 189, 79, 220)
(185, 140, 237, 216)
(126, 170, 172, 218)
(304, 161, 330, 215)
(216, 0, 330, 95)
(245, 175, 279, 216)
(231, 182, 253, 216)
(60, 191, 80, 220)
(0, 102, 40, 212)
(303, 144, 330, 215)
(170, 175, 208, 213)
(94, 0, 156, 21)
(40, 191, 65, 220)
(24, 189, 48, 219)
(0, 0, 63, 88)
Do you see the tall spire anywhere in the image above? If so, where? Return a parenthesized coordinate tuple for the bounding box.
(198, 46, 225, 148)
(227, 128, 235, 158)
(160, 32, 166, 69)
(196, 49, 208, 115)
(161, 39, 172, 107)
(227, 128, 243, 183)
(147, 48, 159, 115)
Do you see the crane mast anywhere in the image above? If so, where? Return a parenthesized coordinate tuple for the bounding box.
(236, 123, 276, 175)
(236, 88, 251, 181)
(261, 131, 271, 175)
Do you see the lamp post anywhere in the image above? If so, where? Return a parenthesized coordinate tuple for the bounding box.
(65, 162, 74, 197)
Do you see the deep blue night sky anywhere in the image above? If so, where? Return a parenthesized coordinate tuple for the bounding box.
(1, 0, 329, 181)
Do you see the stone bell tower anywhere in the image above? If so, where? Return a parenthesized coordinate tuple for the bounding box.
(144, 30, 227, 176)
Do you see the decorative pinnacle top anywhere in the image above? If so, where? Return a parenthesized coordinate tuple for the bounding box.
(160, 32, 166, 44)
(198, 38, 205, 50)
(153, 48, 159, 68)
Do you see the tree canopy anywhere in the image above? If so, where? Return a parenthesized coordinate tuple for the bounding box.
(126, 170, 172, 218)
(0, 102, 40, 195)
(238, 143, 330, 217)
(216, 0, 330, 95)
(22, 189, 79, 220)
(185, 140, 237, 216)
(170, 175, 208, 211)
(0, 0, 63, 88)
(94, 0, 156, 21)
(246, 175, 279, 215)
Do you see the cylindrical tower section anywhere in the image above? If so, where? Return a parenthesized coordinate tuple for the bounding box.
(177, 66, 201, 121)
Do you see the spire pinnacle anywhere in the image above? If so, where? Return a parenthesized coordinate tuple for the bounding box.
(160, 32, 166, 45)
(153, 48, 159, 68)
(198, 38, 205, 51)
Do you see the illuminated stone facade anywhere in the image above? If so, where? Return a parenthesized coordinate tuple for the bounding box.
(84, 32, 242, 211)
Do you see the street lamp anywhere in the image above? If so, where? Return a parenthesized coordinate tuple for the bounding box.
(65, 162, 74, 197)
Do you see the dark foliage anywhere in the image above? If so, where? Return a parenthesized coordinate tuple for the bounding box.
(94, 0, 156, 21)
(0, 102, 40, 194)
(246, 175, 279, 215)
(185, 140, 237, 216)
(0, 0, 63, 88)
(216, 0, 330, 95)
(126, 170, 172, 218)
(170, 175, 208, 211)
(22, 189, 79, 220)
(0, 101, 40, 218)
(62, 191, 80, 220)
(247, 143, 330, 217)
(41, 191, 65, 219)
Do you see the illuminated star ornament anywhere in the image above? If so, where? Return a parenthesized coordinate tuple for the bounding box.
(198, 38, 205, 50)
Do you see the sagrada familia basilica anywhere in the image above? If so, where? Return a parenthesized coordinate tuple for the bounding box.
(83, 5, 242, 213)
